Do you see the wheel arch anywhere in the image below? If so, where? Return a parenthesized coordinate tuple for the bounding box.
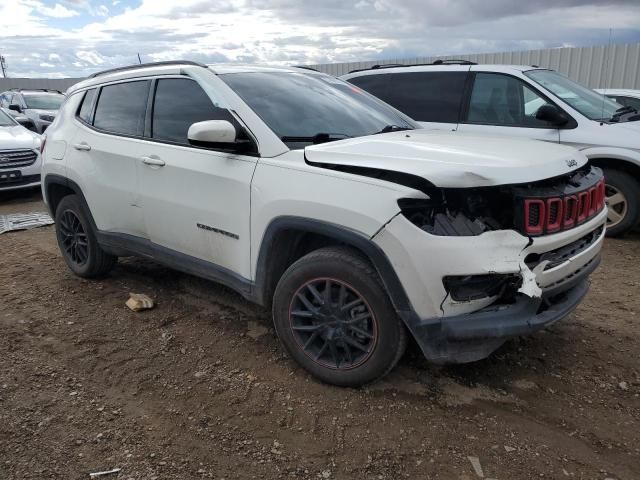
(253, 216, 412, 314)
(44, 174, 98, 230)
(589, 157, 640, 183)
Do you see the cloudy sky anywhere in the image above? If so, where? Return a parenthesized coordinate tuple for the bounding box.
(2, 0, 640, 78)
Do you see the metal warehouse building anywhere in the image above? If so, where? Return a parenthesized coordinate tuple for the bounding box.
(1, 42, 639, 91)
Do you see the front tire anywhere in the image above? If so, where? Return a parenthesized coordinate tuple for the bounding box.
(272, 246, 407, 387)
(603, 169, 640, 237)
(55, 194, 117, 277)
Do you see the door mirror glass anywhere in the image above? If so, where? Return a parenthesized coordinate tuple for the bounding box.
(9, 104, 22, 113)
(535, 103, 569, 126)
(188, 120, 237, 145)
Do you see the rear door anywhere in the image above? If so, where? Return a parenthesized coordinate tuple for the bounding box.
(457, 71, 560, 142)
(67, 81, 149, 237)
(347, 68, 470, 131)
(136, 76, 257, 280)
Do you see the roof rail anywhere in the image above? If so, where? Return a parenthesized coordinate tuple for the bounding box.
(347, 63, 406, 74)
(347, 59, 477, 74)
(293, 65, 319, 72)
(432, 59, 476, 65)
(8, 88, 64, 94)
(88, 60, 208, 79)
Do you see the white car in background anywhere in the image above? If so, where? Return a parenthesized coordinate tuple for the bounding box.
(342, 64, 640, 236)
(594, 89, 640, 112)
(0, 108, 41, 191)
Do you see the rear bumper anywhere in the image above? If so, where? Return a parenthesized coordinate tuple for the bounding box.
(400, 259, 596, 364)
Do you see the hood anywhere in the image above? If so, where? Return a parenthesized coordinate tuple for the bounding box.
(0, 125, 41, 149)
(304, 130, 588, 188)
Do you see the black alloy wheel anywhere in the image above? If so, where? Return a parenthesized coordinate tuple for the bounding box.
(289, 277, 378, 370)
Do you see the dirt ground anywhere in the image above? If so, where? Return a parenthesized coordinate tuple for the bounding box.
(0, 188, 638, 480)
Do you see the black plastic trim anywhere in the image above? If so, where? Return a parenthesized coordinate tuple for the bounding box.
(253, 216, 412, 312)
(88, 60, 208, 79)
(96, 231, 253, 299)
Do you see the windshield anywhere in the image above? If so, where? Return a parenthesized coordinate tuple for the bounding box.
(0, 109, 17, 127)
(220, 71, 417, 149)
(525, 70, 621, 121)
(22, 93, 65, 110)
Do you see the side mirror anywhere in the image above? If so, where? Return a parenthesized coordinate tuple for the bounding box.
(535, 104, 569, 126)
(188, 120, 237, 145)
(8, 104, 22, 113)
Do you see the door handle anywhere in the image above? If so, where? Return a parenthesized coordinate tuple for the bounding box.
(141, 156, 165, 167)
(73, 142, 91, 151)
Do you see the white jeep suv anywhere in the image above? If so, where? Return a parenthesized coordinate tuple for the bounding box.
(342, 62, 640, 237)
(42, 61, 606, 386)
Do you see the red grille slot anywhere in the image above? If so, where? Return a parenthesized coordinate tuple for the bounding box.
(546, 197, 563, 232)
(524, 199, 545, 235)
(563, 195, 578, 229)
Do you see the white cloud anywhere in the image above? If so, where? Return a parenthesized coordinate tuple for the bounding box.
(1, 0, 639, 77)
(38, 2, 80, 18)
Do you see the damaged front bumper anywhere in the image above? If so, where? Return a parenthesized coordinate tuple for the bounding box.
(373, 207, 606, 364)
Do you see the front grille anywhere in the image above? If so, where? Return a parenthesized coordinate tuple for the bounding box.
(515, 166, 605, 236)
(0, 149, 38, 169)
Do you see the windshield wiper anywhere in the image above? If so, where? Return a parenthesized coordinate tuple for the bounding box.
(374, 125, 413, 134)
(280, 133, 352, 145)
(610, 105, 638, 122)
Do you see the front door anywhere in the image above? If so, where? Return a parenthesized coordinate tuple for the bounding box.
(457, 71, 560, 143)
(137, 77, 257, 280)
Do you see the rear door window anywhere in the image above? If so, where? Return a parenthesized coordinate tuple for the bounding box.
(151, 77, 234, 145)
(348, 71, 468, 123)
(93, 81, 149, 136)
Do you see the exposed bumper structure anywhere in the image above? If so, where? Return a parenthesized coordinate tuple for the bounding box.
(373, 207, 606, 364)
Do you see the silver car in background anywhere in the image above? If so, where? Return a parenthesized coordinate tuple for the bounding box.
(0, 108, 41, 191)
(0, 89, 65, 133)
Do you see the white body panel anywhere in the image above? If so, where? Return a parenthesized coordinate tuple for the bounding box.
(306, 129, 587, 188)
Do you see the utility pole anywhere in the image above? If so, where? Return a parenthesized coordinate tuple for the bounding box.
(0, 55, 7, 78)
(137, 53, 142, 64)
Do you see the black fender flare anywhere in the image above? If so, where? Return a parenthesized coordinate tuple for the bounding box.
(252, 216, 413, 314)
(43, 174, 99, 231)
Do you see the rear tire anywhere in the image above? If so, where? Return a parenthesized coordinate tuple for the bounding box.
(55, 194, 117, 277)
(272, 246, 406, 387)
(603, 168, 640, 237)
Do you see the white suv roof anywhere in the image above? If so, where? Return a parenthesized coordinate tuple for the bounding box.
(342, 63, 542, 80)
(69, 61, 319, 95)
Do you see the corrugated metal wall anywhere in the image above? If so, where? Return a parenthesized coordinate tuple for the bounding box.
(1, 43, 638, 91)
(308, 42, 640, 89)
(0, 77, 83, 92)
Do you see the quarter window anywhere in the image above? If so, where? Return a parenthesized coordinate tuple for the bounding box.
(152, 78, 234, 145)
(349, 72, 467, 123)
(94, 81, 149, 136)
(77, 88, 96, 124)
(466, 73, 557, 128)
